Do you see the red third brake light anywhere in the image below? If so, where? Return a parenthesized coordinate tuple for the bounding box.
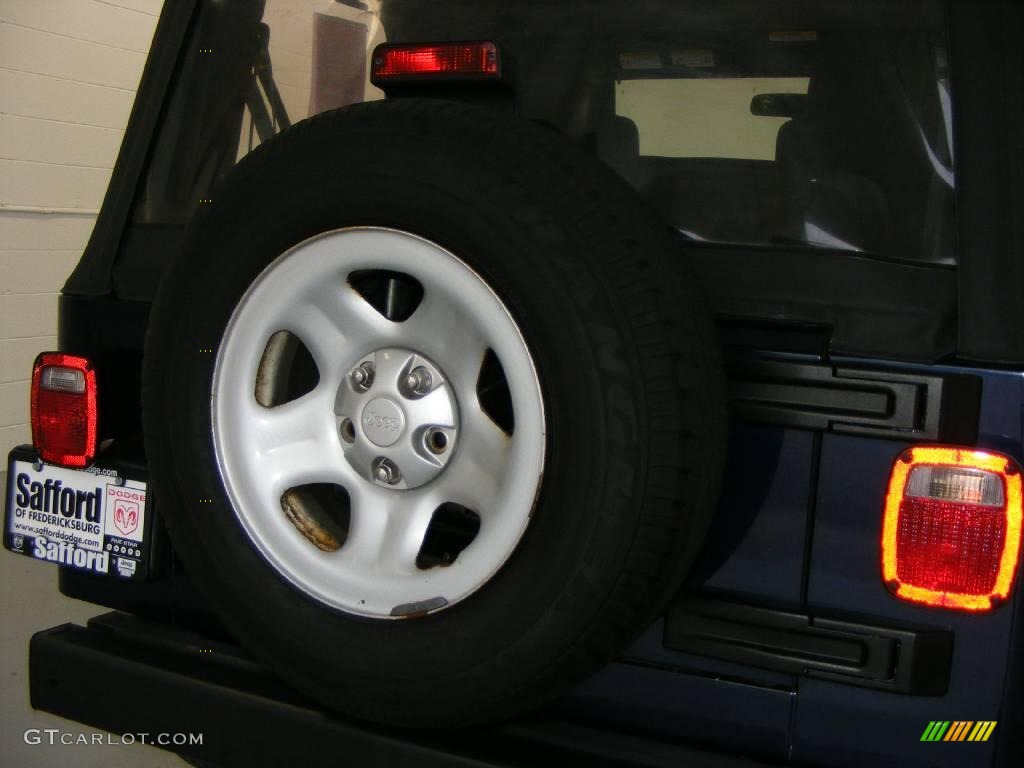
(31, 353, 98, 468)
(882, 446, 1023, 611)
(371, 42, 500, 84)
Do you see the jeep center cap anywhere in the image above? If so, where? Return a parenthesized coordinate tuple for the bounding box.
(362, 398, 405, 447)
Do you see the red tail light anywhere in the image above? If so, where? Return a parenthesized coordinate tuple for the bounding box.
(371, 42, 500, 84)
(31, 353, 98, 468)
(882, 446, 1022, 611)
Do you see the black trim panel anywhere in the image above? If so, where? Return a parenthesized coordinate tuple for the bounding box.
(726, 356, 981, 444)
(664, 597, 953, 696)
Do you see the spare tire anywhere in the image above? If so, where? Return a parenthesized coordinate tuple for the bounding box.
(142, 99, 725, 727)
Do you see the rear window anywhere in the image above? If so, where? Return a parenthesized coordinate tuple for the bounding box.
(129, 0, 956, 266)
(603, 21, 953, 261)
(616, 77, 810, 161)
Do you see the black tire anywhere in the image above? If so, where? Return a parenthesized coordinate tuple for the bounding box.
(142, 98, 725, 727)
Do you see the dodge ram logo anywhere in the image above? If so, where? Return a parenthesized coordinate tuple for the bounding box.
(114, 501, 140, 536)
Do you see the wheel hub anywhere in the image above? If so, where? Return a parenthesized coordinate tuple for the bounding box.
(335, 348, 458, 490)
(361, 398, 405, 447)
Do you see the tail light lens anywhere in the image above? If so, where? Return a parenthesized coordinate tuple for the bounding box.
(882, 446, 1022, 611)
(371, 42, 500, 84)
(31, 353, 98, 468)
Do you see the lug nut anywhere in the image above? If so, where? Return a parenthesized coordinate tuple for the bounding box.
(426, 428, 449, 455)
(373, 458, 401, 486)
(339, 418, 355, 444)
(403, 366, 433, 398)
(350, 361, 375, 391)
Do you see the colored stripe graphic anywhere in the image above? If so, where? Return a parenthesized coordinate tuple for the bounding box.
(921, 721, 950, 741)
(945, 722, 973, 741)
(968, 722, 997, 742)
(921, 721, 996, 743)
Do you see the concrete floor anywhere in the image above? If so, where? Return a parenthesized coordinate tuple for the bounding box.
(2, 470, 184, 767)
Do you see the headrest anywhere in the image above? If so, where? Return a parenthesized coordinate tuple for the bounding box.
(595, 115, 640, 160)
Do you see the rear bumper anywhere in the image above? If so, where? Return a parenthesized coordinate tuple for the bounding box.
(29, 612, 772, 768)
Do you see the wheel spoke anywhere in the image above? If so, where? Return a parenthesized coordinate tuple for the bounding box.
(405, 294, 489, 399)
(443, 407, 511, 513)
(342, 488, 435, 575)
(378, 495, 436, 574)
(245, 388, 350, 496)
(284, 286, 391, 383)
(337, 486, 390, 567)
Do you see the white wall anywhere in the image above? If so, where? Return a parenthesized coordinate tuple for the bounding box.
(0, 0, 161, 455)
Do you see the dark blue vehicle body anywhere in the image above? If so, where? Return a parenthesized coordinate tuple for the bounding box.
(568, 359, 1023, 766)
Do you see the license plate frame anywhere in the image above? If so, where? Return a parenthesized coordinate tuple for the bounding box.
(4, 446, 153, 581)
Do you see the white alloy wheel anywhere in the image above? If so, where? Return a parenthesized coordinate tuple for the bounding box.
(212, 228, 545, 618)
